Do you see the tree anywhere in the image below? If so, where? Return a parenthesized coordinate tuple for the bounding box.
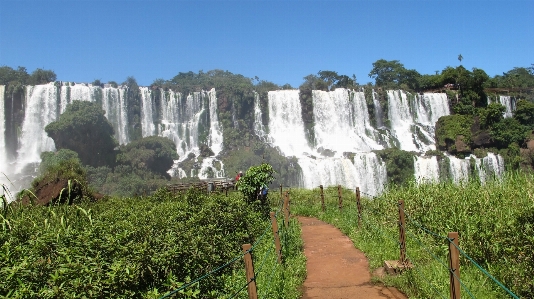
(235, 162, 275, 217)
(368, 59, 420, 89)
(116, 136, 178, 178)
(514, 100, 534, 127)
(28, 68, 56, 85)
(45, 101, 117, 167)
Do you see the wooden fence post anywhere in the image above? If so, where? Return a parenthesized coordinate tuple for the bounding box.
(270, 212, 282, 263)
(283, 191, 290, 228)
(320, 185, 325, 212)
(279, 184, 282, 205)
(337, 185, 342, 210)
(448, 232, 460, 299)
(356, 187, 362, 228)
(242, 244, 258, 299)
(398, 200, 407, 264)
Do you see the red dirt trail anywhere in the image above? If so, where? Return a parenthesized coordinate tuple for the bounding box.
(298, 216, 407, 299)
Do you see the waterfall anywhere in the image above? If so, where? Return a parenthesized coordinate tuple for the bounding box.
(313, 89, 382, 154)
(207, 89, 223, 156)
(414, 156, 439, 184)
(16, 83, 59, 172)
(372, 90, 384, 128)
(447, 155, 470, 184)
(499, 96, 515, 118)
(475, 153, 505, 183)
(353, 152, 387, 196)
(140, 87, 155, 137)
(159, 90, 203, 158)
(102, 86, 129, 145)
(296, 153, 386, 196)
(253, 91, 268, 141)
(267, 90, 311, 156)
(0, 85, 6, 171)
(388, 90, 449, 152)
(488, 95, 515, 118)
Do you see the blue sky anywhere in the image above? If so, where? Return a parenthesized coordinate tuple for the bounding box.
(1, 0, 532, 87)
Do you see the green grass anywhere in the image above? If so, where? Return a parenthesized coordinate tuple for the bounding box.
(291, 173, 534, 298)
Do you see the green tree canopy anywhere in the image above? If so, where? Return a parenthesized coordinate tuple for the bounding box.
(116, 136, 178, 178)
(28, 68, 57, 85)
(368, 59, 420, 90)
(45, 101, 117, 167)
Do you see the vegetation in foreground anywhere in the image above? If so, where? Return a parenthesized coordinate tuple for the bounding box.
(291, 172, 534, 298)
(1, 161, 306, 298)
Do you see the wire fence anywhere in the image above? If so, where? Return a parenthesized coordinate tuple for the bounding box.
(158, 188, 293, 299)
(313, 185, 520, 299)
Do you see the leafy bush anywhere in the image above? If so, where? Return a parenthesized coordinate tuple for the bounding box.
(236, 163, 276, 217)
(375, 148, 415, 186)
(116, 136, 178, 178)
(45, 101, 117, 167)
(435, 114, 473, 151)
(1, 189, 267, 298)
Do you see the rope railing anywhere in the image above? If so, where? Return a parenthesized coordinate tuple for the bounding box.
(449, 240, 520, 299)
(313, 185, 521, 299)
(158, 186, 293, 299)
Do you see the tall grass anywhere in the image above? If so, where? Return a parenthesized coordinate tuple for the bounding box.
(291, 172, 534, 298)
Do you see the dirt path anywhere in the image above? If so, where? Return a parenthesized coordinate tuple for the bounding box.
(298, 216, 407, 299)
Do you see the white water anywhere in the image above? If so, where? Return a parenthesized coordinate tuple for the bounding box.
(476, 153, 505, 183)
(313, 89, 383, 154)
(159, 90, 203, 159)
(499, 96, 515, 118)
(414, 156, 440, 184)
(447, 155, 470, 184)
(102, 86, 129, 144)
(0, 86, 6, 171)
(16, 84, 59, 172)
(253, 92, 269, 141)
(140, 87, 155, 137)
(207, 89, 223, 156)
(372, 90, 384, 128)
(488, 95, 515, 118)
(268, 90, 311, 156)
(353, 152, 387, 196)
(387, 90, 450, 152)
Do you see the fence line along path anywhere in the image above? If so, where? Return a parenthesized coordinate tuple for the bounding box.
(298, 216, 407, 299)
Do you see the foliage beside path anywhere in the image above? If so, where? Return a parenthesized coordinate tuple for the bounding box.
(291, 172, 534, 298)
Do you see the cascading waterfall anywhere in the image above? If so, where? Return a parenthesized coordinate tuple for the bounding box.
(159, 90, 203, 158)
(0, 85, 6, 171)
(16, 83, 59, 173)
(313, 89, 383, 154)
(414, 156, 440, 184)
(198, 89, 225, 178)
(388, 90, 450, 152)
(353, 152, 387, 196)
(267, 88, 390, 193)
(267, 90, 311, 156)
(476, 153, 505, 183)
(140, 87, 155, 137)
(372, 90, 384, 128)
(207, 89, 223, 156)
(102, 86, 129, 145)
(60, 83, 97, 114)
(499, 96, 515, 118)
(447, 155, 471, 184)
(253, 92, 269, 141)
(488, 95, 515, 118)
